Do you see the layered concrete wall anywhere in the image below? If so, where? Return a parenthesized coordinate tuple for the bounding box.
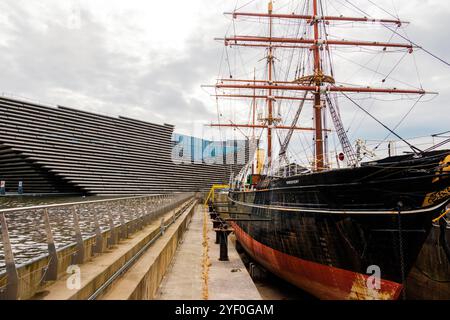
(0, 96, 248, 195)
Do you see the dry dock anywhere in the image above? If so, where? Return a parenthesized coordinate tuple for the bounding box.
(156, 205, 261, 300)
(1, 195, 262, 300)
(34, 198, 196, 300)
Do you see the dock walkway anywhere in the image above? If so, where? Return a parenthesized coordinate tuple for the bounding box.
(156, 205, 261, 300)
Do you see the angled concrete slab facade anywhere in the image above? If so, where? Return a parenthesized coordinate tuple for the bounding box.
(0, 96, 248, 195)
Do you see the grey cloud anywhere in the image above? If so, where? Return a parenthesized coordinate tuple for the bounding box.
(0, 1, 222, 134)
(0, 0, 448, 143)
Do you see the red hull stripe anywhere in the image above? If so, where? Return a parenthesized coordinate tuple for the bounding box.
(232, 222, 403, 300)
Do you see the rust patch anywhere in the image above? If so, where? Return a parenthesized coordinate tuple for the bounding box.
(347, 274, 397, 300)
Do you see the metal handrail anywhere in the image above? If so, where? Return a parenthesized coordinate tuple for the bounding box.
(0, 193, 176, 214)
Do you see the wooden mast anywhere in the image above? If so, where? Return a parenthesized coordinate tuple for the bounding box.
(267, 0, 274, 166)
(252, 68, 256, 175)
(312, 0, 324, 171)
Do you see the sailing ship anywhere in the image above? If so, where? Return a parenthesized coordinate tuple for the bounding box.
(206, 1, 450, 299)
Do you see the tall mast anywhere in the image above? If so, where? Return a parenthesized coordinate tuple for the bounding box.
(253, 70, 256, 139)
(267, 0, 274, 165)
(312, 0, 324, 171)
(252, 68, 256, 175)
(208, 2, 435, 173)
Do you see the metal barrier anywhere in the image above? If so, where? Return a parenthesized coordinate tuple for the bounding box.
(0, 192, 194, 300)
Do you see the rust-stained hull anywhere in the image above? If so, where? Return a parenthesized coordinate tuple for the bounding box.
(227, 150, 450, 300)
(233, 222, 402, 299)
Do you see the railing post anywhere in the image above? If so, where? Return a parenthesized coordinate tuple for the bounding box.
(133, 199, 139, 232)
(163, 195, 168, 213)
(0, 212, 19, 300)
(155, 196, 161, 216)
(138, 199, 144, 230)
(92, 209, 104, 254)
(143, 197, 150, 225)
(152, 197, 157, 215)
(169, 196, 174, 211)
(72, 206, 85, 265)
(135, 199, 143, 231)
(128, 199, 136, 234)
(160, 218, 165, 235)
(107, 204, 117, 247)
(151, 196, 157, 217)
(119, 202, 127, 239)
(43, 208, 59, 281)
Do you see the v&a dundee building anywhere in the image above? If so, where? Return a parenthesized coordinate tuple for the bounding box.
(0, 96, 249, 195)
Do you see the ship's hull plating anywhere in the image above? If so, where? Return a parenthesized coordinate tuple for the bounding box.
(229, 150, 450, 300)
(233, 222, 403, 299)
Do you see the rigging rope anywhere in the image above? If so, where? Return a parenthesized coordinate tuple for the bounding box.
(424, 138, 450, 153)
(346, 28, 398, 139)
(340, 92, 423, 154)
(367, 0, 398, 20)
(382, 51, 408, 83)
(345, 0, 450, 68)
(234, 0, 258, 13)
(373, 95, 423, 151)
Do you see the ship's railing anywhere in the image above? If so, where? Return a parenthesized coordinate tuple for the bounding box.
(0, 192, 194, 299)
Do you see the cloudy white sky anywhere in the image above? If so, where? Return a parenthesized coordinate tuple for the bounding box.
(0, 0, 230, 133)
(0, 0, 448, 157)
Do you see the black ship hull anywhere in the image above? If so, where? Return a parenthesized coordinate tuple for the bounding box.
(229, 150, 450, 299)
(406, 220, 450, 299)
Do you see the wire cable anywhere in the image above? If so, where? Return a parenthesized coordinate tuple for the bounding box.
(340, 92, 423, 154)
(345, 0, 450, 68)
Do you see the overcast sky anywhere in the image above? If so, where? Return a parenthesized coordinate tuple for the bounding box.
(0, 0, 449, 150)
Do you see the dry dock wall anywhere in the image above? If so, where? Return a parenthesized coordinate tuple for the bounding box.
(0, 197, 195, 300)
(33, 200, 197, 300)
(100, 203, 197, 300)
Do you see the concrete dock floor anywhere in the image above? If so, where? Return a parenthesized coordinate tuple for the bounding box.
(156, 205, 261, 300)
